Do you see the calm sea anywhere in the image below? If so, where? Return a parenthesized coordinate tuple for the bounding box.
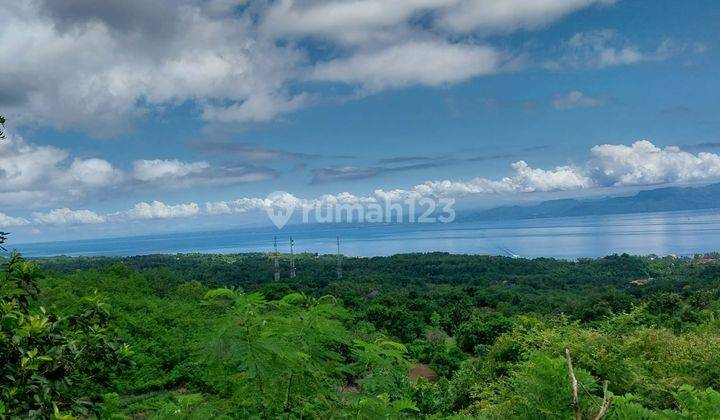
(12, 209, 720, 259)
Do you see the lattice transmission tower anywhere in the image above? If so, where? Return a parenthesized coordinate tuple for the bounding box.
(273, 236, 280, 281)
(336, 236, 342, 280)
(290, 236, 296, 278)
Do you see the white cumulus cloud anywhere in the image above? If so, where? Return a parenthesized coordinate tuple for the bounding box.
(396, 160, 593, 198)
(590, 140, 720, 186)
(126, 201, 201, 220)
(1, 0, 639, 133)
(0, 133, 121, 208)
(62, 158, 124, 188)
(6, 140, 720, 227)
(0, 130, 270, 209)
(0, 212, 30, 227)
(204, 197, 272, 215)
(311, 41, 502, 91)
(263, 0, 614, 43)
(33, 208, 106, 225)
(132, 159, 210, 182)
(1, 1, 303, 134)
(437, 0, 615, 34)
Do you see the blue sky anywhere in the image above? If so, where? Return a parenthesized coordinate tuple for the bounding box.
(1, 0, 719, 242)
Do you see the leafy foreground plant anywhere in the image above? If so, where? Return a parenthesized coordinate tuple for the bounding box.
(199, 290, 419, 418)
(0, 252, 131, 418)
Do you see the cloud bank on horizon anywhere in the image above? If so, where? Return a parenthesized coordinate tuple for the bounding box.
(4, 140, 720, 227)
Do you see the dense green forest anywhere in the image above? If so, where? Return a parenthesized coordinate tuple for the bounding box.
(2, 250, 720, 418)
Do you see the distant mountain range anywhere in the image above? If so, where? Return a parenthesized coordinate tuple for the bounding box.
(462, 182, 720, 221)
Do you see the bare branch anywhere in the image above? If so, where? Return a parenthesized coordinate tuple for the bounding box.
(594, 381, 611, 420)
(566, 348, 582, 420)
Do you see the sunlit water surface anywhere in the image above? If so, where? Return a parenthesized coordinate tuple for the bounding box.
(14, 209, 720, 259)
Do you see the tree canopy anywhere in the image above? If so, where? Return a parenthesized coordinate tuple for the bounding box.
(2, 251, 720, 417)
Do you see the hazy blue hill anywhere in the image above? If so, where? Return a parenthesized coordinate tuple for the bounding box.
(464, 182, 720, 221)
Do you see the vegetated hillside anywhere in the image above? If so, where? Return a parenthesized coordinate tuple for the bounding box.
(3, 251, 720, 417)
(463, 182, 720, 221)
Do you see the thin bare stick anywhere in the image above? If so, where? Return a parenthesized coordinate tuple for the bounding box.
(594, 381, 611, 420)
(566, 348, 582, 420)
